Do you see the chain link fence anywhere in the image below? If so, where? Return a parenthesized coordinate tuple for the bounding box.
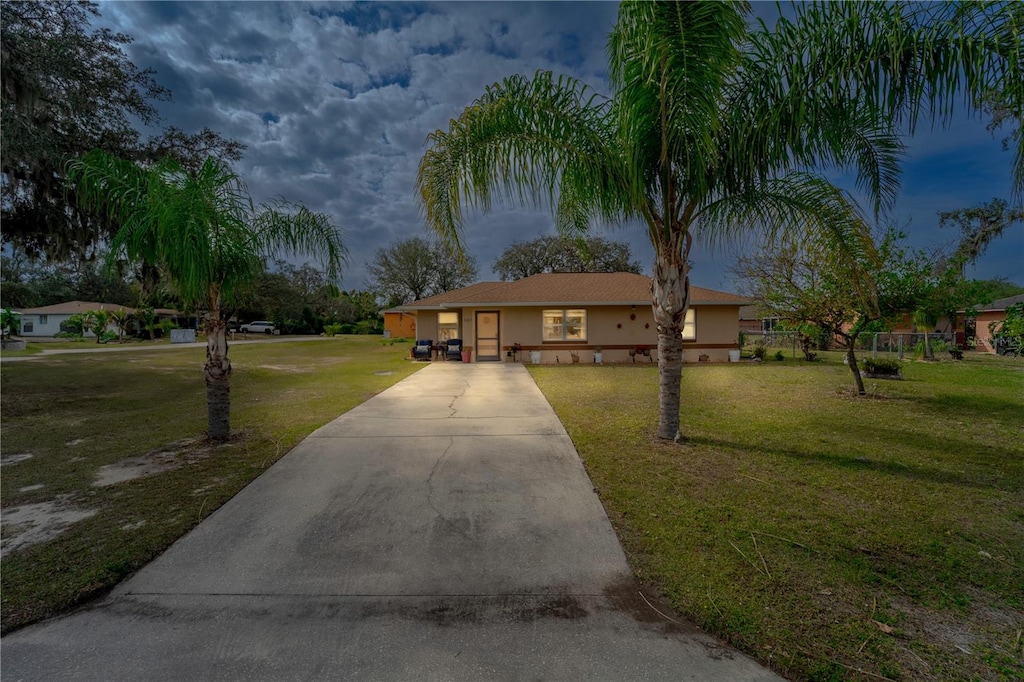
(743, 331, 957, 359)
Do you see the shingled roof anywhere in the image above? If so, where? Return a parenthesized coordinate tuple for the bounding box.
(15, 301, 136, 315)
(399, 272, 748, 308)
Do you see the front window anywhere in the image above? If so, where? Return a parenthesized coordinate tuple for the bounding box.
(23, 320, 34, 333)
(39, 315, 48, 324)
(682, 309, 696, 340)
(543, 309, 587, 341)
(437, 312, 459, 341)
(762, 317, 779, 333)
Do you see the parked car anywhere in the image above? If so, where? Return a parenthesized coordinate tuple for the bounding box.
(239, 320, 277, 335)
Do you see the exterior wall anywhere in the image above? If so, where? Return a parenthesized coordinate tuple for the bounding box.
(683, 305, 742, 362)
(383, 312, 417, 339)
(974, 310, 1004, 354)
(414, 311, 439, 342)
(500, 305, 658, 364)
(410, 304, 742, 363)
(20, 314, 72, 337)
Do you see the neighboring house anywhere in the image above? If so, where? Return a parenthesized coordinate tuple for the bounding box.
(396, 272, 749, 363)
(14, 301, 188, 338)
(965, 294, 1024, 354)
(382, 309, 417, 339)
(738, 305, 782, 334)
(14, 301, 134, 337)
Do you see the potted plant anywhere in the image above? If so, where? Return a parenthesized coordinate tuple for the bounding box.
(461, 345, 473, 362)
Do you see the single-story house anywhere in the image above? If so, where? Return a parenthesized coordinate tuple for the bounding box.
(382, 309, 417, 339)
(395, 272, 749, 363)
(14, 301, 133, 337)
(964, 294, 1024, 354)
(739, 305, 782, 334)
(14, 301, 188, 337)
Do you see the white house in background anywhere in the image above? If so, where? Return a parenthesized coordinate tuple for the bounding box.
(14, 301, 135, 337)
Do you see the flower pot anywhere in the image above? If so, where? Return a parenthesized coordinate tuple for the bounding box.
(728, 350, 741, 362)
(461, 348, 472, 362)
(594, 352, 603, 364)
(530, 350, 541, 364)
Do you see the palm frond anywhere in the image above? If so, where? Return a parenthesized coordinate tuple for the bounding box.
(695, 172, 880, 305)
(761, 1, 1022, 197)
(417, 71, 626, 251)
(252, 198, 347, 283)
(610, 1, 748, 211)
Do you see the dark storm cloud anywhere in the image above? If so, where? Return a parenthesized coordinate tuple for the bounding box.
(96, 1, 1019, 290)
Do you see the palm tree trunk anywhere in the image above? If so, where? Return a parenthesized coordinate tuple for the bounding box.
(651, 232, 691, 441)
(204, 313, 232, 441)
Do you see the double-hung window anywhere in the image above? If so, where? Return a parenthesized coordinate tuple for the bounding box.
(542, 309, 587, 341)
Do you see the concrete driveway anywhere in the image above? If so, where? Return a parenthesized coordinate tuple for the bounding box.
(1, 362, 780, 681)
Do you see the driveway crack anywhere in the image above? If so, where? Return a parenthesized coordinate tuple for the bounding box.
(446, 380, 470, 418)
(425, 436, 477, 545)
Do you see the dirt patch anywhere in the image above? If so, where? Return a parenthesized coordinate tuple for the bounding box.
(603, 574, 701, 635)
(1, 496, 97, 558)
(93, 437, 211, 487)
(256, 364, 310, 373)
(890, 593, 1024, 675)
(0, 453, 33, 466)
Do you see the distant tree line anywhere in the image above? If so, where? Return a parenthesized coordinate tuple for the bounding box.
(493, 235, 642, 281)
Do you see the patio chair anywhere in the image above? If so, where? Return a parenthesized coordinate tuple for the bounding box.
(413, 339, 433, 360)
(445, 338, 463, 361)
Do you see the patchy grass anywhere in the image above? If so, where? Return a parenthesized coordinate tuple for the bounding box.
(532, 352, 1023, 681)
(0, 337, 420, 632)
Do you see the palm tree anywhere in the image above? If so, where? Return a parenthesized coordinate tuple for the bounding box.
(418, 1, 1018, 440)
(109, 307, 130, 343)
(912, 308, 939, 360)
(68, 151, 346, 441)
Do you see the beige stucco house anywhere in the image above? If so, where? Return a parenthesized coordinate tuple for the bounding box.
(396, 272, 749, 363)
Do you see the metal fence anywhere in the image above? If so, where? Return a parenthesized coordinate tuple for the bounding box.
(743, 331, 956, 358)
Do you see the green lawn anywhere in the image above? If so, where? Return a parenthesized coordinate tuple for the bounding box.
(532, 352, 1023, 681)
(0, 337, 420, 632)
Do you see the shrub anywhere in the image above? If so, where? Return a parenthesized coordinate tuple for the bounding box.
(355, 320, 381, 335)
(990, 302, 1024, 356)
(324, 323, 343, 337)
(62, 313, 86, 337)
(752, 342, 767, 360)
(774, 350, 785, 361)
(863, 357, 902, 376)
(1, 308, 21, 339)
(914, 338, 948, 357)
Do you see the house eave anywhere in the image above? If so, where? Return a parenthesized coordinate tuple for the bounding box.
(400, 299, 746, 309)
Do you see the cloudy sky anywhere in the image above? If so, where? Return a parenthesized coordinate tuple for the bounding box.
(96, 1, 1022, 292)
